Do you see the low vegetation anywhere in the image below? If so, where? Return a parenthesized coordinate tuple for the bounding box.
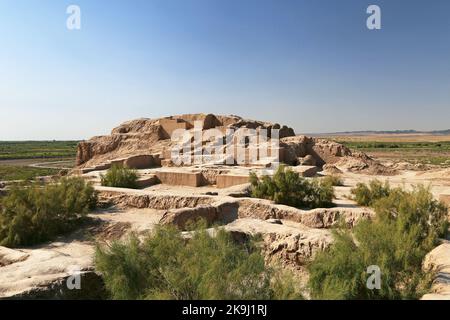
(96, 224, 303, 300)
(249, 165, 334, 209)
(339, 140, 450, 152)
(308, 182, 449, 300)
(101, 165, 139, 189)
(322, 175, 344, 187)
(0, 165, 59, 181)
(0, 177, 97, 247)
(330, 138, 450, 167)
(350, 179, 391, 206)
(0, 141, 78, 160)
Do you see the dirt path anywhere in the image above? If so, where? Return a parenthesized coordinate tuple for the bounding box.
(28, 160, 75, 170)
(0, 158, 75, 169)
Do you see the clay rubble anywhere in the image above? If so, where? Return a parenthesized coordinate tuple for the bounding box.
(0, 186, 370, 299)
(1, 113, 449, 299)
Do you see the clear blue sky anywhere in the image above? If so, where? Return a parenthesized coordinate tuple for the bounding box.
(1, 0, 450, 140)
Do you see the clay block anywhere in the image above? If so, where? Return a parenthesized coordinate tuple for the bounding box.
(160, 118, 189, 138)
(136, 174, 159, 188)
(291, 165, 318, 177)
(156, 170, 203, 187)
(217, 174, 250, 188)
(124, 155, 155, 169)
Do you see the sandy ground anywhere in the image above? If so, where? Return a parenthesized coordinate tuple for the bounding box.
(89, 164, 450, 204)
(335, 168, 450, 201)
(0, 206, 165, 298)
(90, 207, 165, 236)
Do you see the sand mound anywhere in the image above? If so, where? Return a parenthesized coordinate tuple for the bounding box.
(333, 152, 397, 175)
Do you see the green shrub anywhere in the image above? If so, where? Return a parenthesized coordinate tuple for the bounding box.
(308, 185, 448, 300)
(350, 179, 391, 206)
(0, 177, 97, 247)
(322, 175, 344, 187)
(101, 165, 139, 189)
(96, 224, 304, 300)
(249, 165, 334, 209)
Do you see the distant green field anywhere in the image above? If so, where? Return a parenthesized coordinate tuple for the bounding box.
(0, 141, 77, 181)
(333, 139, 450, 167)
(339, 141, 450, 152)
(0, 141, 78, 160)
(0, 165, 60, 181)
